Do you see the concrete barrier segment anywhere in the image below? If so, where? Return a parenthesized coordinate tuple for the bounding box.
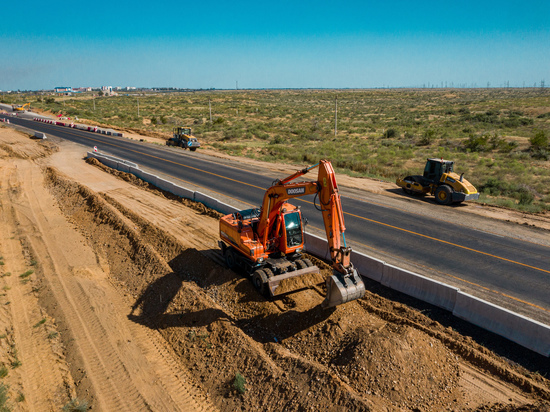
(217, 201, 239, 215)
(351, 251, 385, 282)
(86, 152, 117, 169)
(171, 185, 194, 200)
(453, 292, 550, 357)
(34, 132, 47, 139)
(194, 192, 221, 211)
(381, 264, 458, 311)
(303, 233, 331, 261)
(155, 178, 177, 193)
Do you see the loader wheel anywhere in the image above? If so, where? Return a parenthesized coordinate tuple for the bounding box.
(435, 185, 452, 205)
(252, 269, 269, 296)
(224, 248, 237, 269)
(190, 148, 197, 152)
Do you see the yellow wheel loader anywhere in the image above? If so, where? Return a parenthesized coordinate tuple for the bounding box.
(396, 158, 479, 205)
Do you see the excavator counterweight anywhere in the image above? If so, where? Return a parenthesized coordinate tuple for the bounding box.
(219, 160, 366, 308)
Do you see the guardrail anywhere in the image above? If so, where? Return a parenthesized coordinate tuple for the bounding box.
(87, 151, 550, 357)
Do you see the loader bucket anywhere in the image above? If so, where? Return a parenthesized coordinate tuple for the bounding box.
(322, 268, 366, 308)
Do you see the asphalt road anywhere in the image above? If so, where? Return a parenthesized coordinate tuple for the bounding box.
(2, 113, 549, 324)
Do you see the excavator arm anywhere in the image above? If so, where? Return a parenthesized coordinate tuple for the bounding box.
(257, 160, 366, 307)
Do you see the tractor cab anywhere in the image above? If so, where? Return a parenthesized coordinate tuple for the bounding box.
(423, 158, 454, 182)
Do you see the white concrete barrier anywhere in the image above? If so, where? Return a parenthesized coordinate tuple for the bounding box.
(34, 131, 47, 139)
(217, 201, 238, 215)
(352, 251, 385, 282)
(127, 167, 153, 183)
(171, 185, 194, 200)
(117, 163, 130, 173)
(194, 191, 222, 211)
(156, 178, 178, 193)
(382, 264, 459, 311)
(304, 233, 331, 260)
(453, 292, 550, 357)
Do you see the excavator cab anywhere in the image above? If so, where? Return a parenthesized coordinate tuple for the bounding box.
(282, 211, 303, 248)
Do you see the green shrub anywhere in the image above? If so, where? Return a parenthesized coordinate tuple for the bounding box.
(382, 128, 398, 138)
(530, 130, 548, 150)
(233, 371, 246, 394)
(418, 129, 436, 146)
(464, 133, 490, 152)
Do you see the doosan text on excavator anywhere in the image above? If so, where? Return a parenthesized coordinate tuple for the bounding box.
(218, 160, 366, 308)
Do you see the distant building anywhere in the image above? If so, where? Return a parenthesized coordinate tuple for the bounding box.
(101, 86, 116, 96)
(55, 87, 72, 94)
(73, 87, 92, 92)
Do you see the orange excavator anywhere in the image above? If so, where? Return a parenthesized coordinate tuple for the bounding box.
(219, 160, 366, 308)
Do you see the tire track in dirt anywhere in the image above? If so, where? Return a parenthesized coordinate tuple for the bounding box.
(19, 161, 216, 411)
(0, 163, 74, 411)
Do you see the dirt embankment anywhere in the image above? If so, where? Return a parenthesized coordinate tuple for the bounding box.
(0, 125, 549, 411)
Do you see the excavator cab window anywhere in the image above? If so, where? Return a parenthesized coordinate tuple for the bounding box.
(283, 212, 303, 247)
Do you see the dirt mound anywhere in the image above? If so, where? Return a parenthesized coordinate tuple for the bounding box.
(43, 163, 550, 411)
(334, 324, 460, 407)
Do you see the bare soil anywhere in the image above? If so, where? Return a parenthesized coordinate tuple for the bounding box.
(0, 125, 549, 411)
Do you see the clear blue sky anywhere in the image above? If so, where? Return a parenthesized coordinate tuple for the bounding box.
(2, 0, 549, 90)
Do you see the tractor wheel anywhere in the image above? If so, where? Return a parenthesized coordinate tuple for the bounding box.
(435, 185, 453, 205)
(295, 259, 307, 269)
(252, 269, 269, 296)
(224, 248, 237, 269)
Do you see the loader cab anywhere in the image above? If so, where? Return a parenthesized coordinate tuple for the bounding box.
(423, 158, 454, 182)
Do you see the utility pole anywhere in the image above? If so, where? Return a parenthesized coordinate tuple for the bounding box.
(334, 96, 338, 137)
(93, 94, 95, 111)
(137, 97, 139, 117)
(209, 99, 212, 124)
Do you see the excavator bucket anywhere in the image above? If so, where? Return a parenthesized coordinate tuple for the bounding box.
(323, 268, 366, 308)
